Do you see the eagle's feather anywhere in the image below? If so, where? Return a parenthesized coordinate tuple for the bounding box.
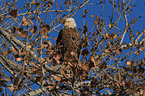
(56, 28, 81, 63)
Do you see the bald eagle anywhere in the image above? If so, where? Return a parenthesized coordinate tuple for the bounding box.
(56, 18, 81, 63)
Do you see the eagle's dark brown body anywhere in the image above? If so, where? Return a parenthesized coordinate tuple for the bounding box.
(56, 28, 81, 63)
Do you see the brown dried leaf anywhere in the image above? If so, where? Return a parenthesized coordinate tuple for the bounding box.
(8, 84, 14, 91)
(91, 14, 94, 18)
(45, 57, 52, 62)
(53, 52, 61, 63)
(94, 20, 98, 25)
(75, 68, 83, 76)
(116, 49, 122, 55)
(31, 67, 38, 73)
(113, 34, 118, 39)
(42, 58, 45, 63)
(47, 41, 52, 49)
(107, 90, 112, 95)
(7, 29, 12, 33)
(53, 37, 57, 41)
(24, 61, 27, 66)
(122, 81, 125, 86)
(100, 61, 107, 69)
(46, 25, 50, 30)
(96, 58, 101, 65)
(105, 48, 110, 53)
(60, 65, 65, 75)
(31, 25, 37, 33)
(82, 49, 89, 57)
(89, 60, 94, 69)
(109, 23, 114, 29)
(41, 41, 48, 48)
(22, 16, 29, 26)
(135, 51, 140, 55)
(41, 25, 50, 34)
(71, 52, 77, 57)
(17, 31, 21, 36)
(27, 44, 32, 49)
(35, 3, 41, 8)
(19, 31, 27, 38)
(52, 58, 57, 66)
(109, 23, 112, 28)
(9, 9, 18, 18)
(3, 51, 10, 56)
(90, 56, 95, 63)
(48, 82, 56, 90)
(105, 33, 109, 38)
(16, 57, 23, 61)
(84, 9, 88, 14)
(52, 75, 61, 82)
(32, 0, 35, 4)
(16, 27, 23, 33)
(78, 61, 82, 67)
(82, 64, 89, 72)
(125, 80, 131, 88)
(43, 34, 49, 38)
(47, 49, 54, 54)
(100, 0, 103, 2)
(139, 47, 144, 51)
(10, 71, 14, 75)
(127, 60, 131, 66)
(30, 29, 35, 33)
(43, 43, 48, 48)
(1, 79, 9, 82)
(139, 89, 144, 95)
(82, 36, 89, 47)
(14, 77, 19, 86)
(14, 54, 19, 59)
(19, 50, 27, 56)
(31, 62, 35, 66)
(83, 25, 88, 35)
(136, 31, 140, 35)
(36, 76, 44, 82)
(90, 56, 96, 68)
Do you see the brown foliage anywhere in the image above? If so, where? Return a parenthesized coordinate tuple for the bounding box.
(9, 9, 18, 18)
(0, 0, 144, 96)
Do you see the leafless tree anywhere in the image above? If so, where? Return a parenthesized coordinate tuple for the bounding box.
(0, 0, 144, 95)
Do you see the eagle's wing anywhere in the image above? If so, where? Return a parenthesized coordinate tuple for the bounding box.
(56, 29, 63, 45)
(56, 29, 72, 45)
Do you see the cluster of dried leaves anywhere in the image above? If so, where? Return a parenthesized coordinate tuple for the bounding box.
(0, 0, 144, 95)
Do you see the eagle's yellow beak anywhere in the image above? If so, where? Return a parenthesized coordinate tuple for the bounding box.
(64, 22, 69, 26)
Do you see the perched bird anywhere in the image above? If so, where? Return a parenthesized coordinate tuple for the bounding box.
(56, 18, 81, 63)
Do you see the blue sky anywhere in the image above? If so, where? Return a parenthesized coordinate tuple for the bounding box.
(11, 0, 145, 44)
(48, 0, 145, 45)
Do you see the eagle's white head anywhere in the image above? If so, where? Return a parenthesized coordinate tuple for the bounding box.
(64, 18, 76, 28)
